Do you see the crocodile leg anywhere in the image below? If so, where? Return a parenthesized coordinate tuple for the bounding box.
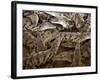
(72, 42, 82, 66)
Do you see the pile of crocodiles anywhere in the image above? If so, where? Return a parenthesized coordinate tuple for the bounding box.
(23, 11, 91, 69)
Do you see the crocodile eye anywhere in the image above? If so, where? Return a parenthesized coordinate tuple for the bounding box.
(50, 39, 55, 43)
(83, 15, 88, 20)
